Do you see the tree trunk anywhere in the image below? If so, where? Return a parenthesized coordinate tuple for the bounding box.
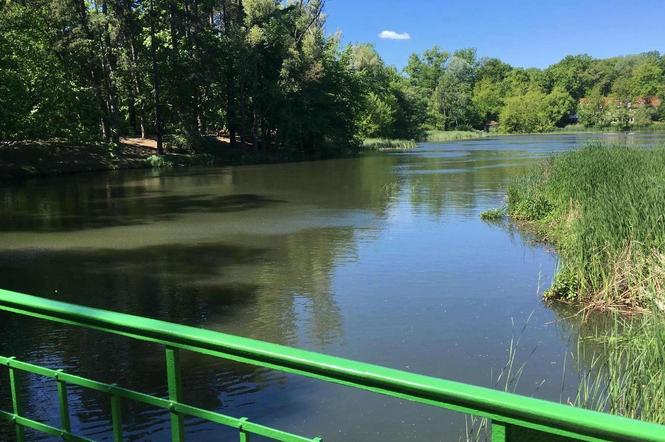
(150, 0, 164, 154)
(76, 0, 113, 141)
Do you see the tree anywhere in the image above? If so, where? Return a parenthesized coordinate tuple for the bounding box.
(350, 45, 424, 139)
(473, 78, 506, 124)
(545, 54, 595, 100)
(499, 88, 573, 133)
(404, 46, 449, 93)
(432, 56, 476, 129)
(476, 57, 512, 83)
(578, 89, 608, 128)
(543, 86, 575, 127)
(630, 58, 664, 98)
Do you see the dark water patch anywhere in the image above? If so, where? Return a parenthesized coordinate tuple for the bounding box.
(0, 190, 284, 233)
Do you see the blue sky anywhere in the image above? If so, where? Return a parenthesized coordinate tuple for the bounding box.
(325, 0, 665, 69)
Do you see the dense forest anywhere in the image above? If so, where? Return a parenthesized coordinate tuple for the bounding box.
(1, 0, 664, 154)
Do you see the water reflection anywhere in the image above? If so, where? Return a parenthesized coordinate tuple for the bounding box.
(1, 133, 663, 441)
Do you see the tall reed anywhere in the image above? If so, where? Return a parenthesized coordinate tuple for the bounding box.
(507, 143, 665, 309)
(507, 142, 665, 424)
(571, 312, 665, 424)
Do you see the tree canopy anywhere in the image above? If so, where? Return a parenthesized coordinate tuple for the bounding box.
(1, 1, 664, 149)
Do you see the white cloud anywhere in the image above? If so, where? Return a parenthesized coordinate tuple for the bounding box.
(378, 30, 411, 40)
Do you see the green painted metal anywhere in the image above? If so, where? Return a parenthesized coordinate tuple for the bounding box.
(110, 392, 123, 442)
(239, 417, 250, 442)
(165, 346, 185, 442)
(1, 288, 664, 441)
(9, 362, 24, 442)
(492, 420, 507, 442)
(56, 372, 71, 433)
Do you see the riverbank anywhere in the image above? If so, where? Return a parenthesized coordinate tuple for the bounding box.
(0, 139, 198, 180)
(502, 142, 665, 424)
(507, 143, 665, 310)
(0, 138, 358, 181)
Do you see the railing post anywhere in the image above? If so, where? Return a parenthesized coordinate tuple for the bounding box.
(239, 417, 249, 442)
(491, 420, 508, 442)
(110, 385, 123, 442)
(55, 370, 71, 433)
(8, 359, 25, 442)
(165, 346, 185, 442)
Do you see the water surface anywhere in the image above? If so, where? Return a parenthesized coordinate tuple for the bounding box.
(1, 133, 663, 441)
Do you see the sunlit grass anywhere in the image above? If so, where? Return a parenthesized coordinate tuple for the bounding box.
(362, 138, 417, 151)
(507, 142, 665, 310)
(506, 142, 665, 424)
(479, 208, 505, 221)
(425, 130, 490, 142)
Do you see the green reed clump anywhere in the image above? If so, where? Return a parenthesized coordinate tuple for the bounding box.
(508, 142, 665, 309)
(425, 130, 489, 142)
(573, 312, 665, 424)
(362, 138, 417, 151)
(479, 208, 505, 221)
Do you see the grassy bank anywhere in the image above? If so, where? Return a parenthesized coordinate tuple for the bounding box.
(361, 138, 417, 151)
(361, 130, 491, 151)
(482, 142, 665, 425)
(0, 137, 357, 181)
(507, 143, 665, 310)
(552, 122, 665, 134)
(425, 130, 491, 142)
(0, 140, 219, 180)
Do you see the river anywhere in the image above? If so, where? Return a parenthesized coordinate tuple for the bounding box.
(1, 133, 663, 441)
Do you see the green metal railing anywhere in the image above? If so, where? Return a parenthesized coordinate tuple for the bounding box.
(0, 288, 664, 442)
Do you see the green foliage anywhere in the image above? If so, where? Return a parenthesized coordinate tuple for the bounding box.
(629, 58, 665, 97)
(431, 56, 476, 129)
(0, 2, 100, 140)
(499, 88, 574, 133)
(545, 54, 595, 100)
(479, 208, 505, 221)
(543, 86, 576, 127)
(361, 138, 416, 151)
(425, 130, 488, 142)
(472, 78, 506, 124)
(351, 45, 425, 140)
(0, 0, 365, 152)
(633, 105, 656, 126)
(578, 90, 608, 127)
(508, 143, 665, 308)
(1, 1, 664, 149)
(359, 92, 396, 138)
(574, 312, 665, 424)
(145, 154, 173, 168)
(605, 104, 632, 130)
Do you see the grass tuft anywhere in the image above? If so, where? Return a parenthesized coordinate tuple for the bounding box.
(480, 208, 505, 221)
(362, 138, 417, 151)
(425, 130, 490, 142)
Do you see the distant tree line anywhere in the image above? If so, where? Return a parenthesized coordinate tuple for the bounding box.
(1, 1, 664, 152)
(401, 47, 665, 134)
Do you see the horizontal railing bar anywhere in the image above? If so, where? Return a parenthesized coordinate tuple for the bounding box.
(0, 410, 92, 442)
(1, 289, 664, 441)
(0, 356, 317, 442)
